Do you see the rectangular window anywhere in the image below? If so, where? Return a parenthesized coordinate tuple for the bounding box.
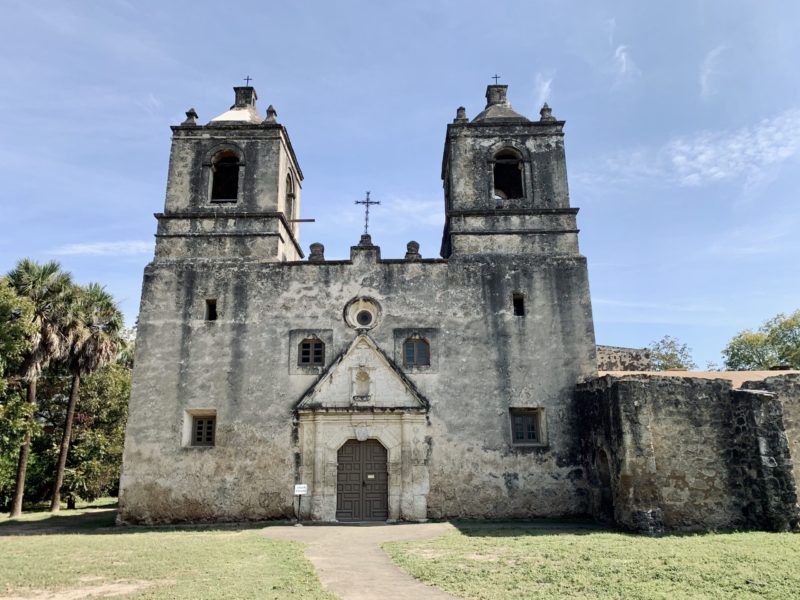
(205, 299, 217, 321)
(299, 339, 325, 366)
(403, 338, 430, 367)
(509, 408, 544, 445)
(192, 415, 216, 446)
(513, 294, 525, 317)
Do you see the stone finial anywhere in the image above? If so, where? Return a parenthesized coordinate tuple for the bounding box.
(233, 86, 257, 108)
(405, 241, 421, 261)
(358, 233, 373, 247)
(182, 108, 198, 126)
(539, 103, 556, 122)
(454, 106, 468, 123)
(309, 242, 325, 262)
(263, 105, 278, 124)
(485, 84, 509, 107)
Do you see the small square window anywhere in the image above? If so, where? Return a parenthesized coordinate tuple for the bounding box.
(403, 337, 430, 367)
(192, 416, 216, 446)
(299, 338, 325, 366)
(509, 408, 544, 445)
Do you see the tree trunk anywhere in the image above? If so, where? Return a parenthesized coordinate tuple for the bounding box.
(50, 374, 80, 512)
(9, 379, 36, 517)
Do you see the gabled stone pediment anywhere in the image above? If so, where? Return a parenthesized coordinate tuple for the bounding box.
(296, 334, 429, 412)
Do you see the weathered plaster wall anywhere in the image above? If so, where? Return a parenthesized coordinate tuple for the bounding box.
(119, 244, 596, 523)
(156, 124, 303, 262)
(119, 84, 597, 524)
(596, 345, 652, 371)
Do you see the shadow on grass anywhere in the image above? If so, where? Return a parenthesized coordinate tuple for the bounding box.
(0, 507, 291, 537)
(447, 518, 745, 539)
(1, 510, 752, 540)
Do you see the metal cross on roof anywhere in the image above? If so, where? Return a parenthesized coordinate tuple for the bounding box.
(355, 191, 380, 235)
(244, 75, 252, 86)
(492, 74, 501, 84)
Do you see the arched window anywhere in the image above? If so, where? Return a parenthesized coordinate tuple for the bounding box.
(210, 151, 240, 201)
(285, 173, 295, 222)
(403, 336, 430, 367)
(298, 337, 325, 366)
(493, 149, 523, 200)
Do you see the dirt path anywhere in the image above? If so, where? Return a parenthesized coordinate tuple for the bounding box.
(263, 522, 463, 600)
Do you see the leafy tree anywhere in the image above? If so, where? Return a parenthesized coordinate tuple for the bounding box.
(0, 278, 35, 394)
(0, 390, 37, 508)
(5, 259, 74, 516)
(0, 279, 38, 506)
(647, 335, 697, 371)
(723, 310, 800, 370)
(116, 327, 137, 369)
(37, 363, 130, 506)
(50, 283, 124, 511)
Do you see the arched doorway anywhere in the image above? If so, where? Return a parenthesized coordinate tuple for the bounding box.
(336, 439, 388, 521)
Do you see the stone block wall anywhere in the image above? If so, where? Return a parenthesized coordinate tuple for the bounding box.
(596, 345, 652, 371)
(728, 389, 799, 531)
(577, 374, 800, 532)
(742, 375, 800, 493)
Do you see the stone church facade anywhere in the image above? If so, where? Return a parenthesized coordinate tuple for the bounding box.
(119, 84, 800, 532)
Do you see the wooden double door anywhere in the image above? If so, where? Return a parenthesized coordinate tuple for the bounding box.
(336, 439, 388, 521)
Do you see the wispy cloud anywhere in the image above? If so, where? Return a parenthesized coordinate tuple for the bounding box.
(327, 195, 443, 231)
(575, 108, 800, 189)
(22, 3, 81, 36)
(603, 17, 640, 88)
(707, 217, 800, 257)
(593, 297, 734, 327)
(51, 240, 153, 256)
(604, 18, 616, 48)
(699, 44, 728, 99)
(613, 45, 641, 87)
(594, 298, 725, 314)
(136, 93, 162, 115)
(667, 108, 800, 186)
(533, 72, 553, 108)
(387, 197, 444, 228)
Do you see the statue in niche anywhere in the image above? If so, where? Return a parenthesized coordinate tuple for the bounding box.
(352, 368, 371, 402)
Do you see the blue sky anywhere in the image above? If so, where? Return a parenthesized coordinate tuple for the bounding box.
(1, 0, 798, 367)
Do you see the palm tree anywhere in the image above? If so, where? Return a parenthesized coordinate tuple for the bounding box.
(50, 283, 123, 511)
(6, 259, 74, 517)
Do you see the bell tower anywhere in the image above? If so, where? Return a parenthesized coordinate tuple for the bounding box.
(154, 85, 304, 262)
(440, 84, 577, 258)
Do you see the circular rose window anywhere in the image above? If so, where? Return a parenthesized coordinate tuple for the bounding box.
(344, 297, 382, 330)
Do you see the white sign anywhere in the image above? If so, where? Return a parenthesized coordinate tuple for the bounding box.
(294, 484, 308, 496)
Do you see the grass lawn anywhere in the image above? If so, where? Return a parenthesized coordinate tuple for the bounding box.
(384, 522, 800, 600)
(0, 500, 335, 599)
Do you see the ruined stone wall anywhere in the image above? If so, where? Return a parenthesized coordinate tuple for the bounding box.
(596, 345, 652, 371)
(120, 244, 596, 523)
(576, 374, 800, 532)
(742, 375, 800, 491)
(728, 389, 799, 530)
(641, 378, 738, 529)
